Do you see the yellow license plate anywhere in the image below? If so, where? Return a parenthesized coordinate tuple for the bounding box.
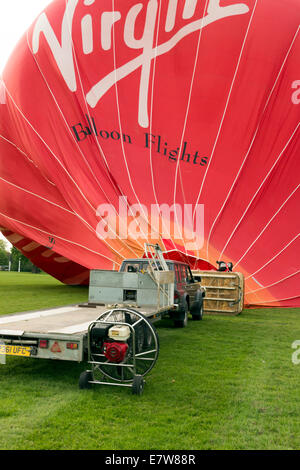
(0, 344, 32, 357)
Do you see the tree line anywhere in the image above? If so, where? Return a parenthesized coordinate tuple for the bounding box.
(0, 240, 40, 272)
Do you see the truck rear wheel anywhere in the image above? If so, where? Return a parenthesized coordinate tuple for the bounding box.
(192, 302, 204, 321)
(174, 301, 188, 328)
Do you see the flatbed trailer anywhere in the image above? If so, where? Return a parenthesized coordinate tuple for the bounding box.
(0, 303, 174, 363)
(0, 302, 177, 394)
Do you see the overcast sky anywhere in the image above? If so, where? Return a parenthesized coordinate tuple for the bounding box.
(0, 1, 52, 248)
(0, 0, 52, 73)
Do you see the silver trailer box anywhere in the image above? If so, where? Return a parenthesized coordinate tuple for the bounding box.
(89, 270, 174, 309)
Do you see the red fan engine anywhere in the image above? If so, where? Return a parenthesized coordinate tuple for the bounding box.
(103, 342, 128, 363)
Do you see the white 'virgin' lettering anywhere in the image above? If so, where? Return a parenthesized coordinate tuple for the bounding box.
(32, 0, 250, 127)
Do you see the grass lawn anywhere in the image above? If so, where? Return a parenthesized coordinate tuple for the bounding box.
(0, 272, 88, 314)
(0, 272, 299, 450)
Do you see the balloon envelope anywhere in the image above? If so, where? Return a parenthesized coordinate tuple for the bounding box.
(0, 0, 299, 307)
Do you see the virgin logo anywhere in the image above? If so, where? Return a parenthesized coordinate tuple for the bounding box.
(32, 0, 249, 128)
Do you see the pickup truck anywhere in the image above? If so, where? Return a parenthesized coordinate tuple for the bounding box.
(118, 258, 206, 327)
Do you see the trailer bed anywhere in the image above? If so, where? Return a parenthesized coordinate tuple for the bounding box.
(0, 305, 103, 336)
(0, 303, 172, 362)
(0, 304, 168, 337)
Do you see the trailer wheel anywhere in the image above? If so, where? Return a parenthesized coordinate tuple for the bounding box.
(132, 375, 145, 395)
(79, 370, 93, 389)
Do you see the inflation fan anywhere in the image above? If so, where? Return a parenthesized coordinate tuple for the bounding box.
(79, 308, 159, 395)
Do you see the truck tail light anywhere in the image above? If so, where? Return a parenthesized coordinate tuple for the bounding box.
(67, 342, 79, 350)
(39, 339, 49, 349)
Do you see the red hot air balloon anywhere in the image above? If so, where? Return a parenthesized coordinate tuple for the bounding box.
(0, 0, 299, 306)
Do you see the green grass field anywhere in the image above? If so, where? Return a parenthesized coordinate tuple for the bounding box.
(0, 272, 299, 450)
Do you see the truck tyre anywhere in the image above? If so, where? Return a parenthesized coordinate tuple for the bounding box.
(192, 301, 204, 321)
(174, 301, 188, 328)
(79, 370, 93, 389)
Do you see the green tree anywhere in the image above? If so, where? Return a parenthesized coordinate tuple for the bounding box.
(0, 240, 9, 266)
(10, 246, 41, 273)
